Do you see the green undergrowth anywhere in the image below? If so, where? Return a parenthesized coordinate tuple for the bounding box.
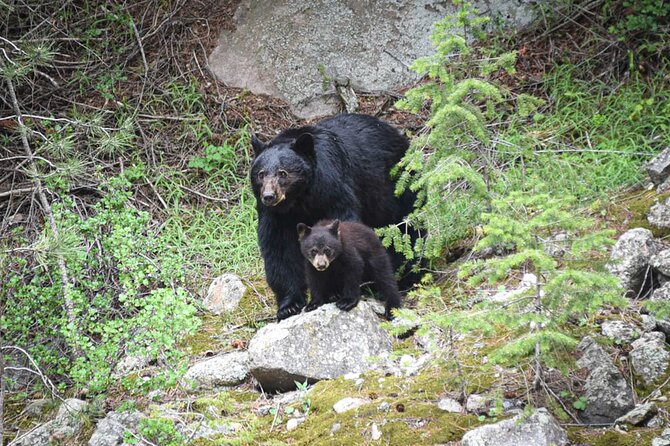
(567, 427, 661, 446)
(256, 373, 484, 446)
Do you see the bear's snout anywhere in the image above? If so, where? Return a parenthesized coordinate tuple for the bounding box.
(261, 179, 285, 206)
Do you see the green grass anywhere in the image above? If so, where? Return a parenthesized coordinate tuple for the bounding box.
(158, 190, 261, 284)
(499, 63, 670, 199)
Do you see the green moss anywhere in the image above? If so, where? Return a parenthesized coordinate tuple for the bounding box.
(567, 427, 661, 446)
(179, 278, 274, 357)
(620, 189, 670, 238)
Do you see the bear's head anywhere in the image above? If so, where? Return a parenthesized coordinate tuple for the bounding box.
(297, 220, 342, 271)
(250, 133, 316, 211)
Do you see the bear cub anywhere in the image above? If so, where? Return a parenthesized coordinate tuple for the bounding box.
(297, 219, 402, 320)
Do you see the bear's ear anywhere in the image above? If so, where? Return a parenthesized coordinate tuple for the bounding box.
(292, 133, 316, 163)
(327, 219, 340, 237)
(251, 134, 266, 157)
(297, 223, 311, 241)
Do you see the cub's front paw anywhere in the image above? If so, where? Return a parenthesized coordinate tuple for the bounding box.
(336, 299, 359, 312)
(305, 301, 322, 312)
(277, 301, 304, 321)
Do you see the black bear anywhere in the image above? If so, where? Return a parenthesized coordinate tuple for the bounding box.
(250, 113, 414, 320)
(297, 219, 401, 320)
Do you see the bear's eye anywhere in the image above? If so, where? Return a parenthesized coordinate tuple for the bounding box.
(278, 170, 288, 179)
(257, 170, 265, 179)
(310, 248, 318, 257)
(324, 248, 332, 256)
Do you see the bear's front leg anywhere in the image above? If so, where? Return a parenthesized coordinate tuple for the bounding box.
(336, 267, 363, 313)
(258, 215, 307, 320)
(305, 273, 331, 312)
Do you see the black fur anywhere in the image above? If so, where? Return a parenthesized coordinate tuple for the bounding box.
(250, 113, 414, 320)
(298, 220, 401, 320)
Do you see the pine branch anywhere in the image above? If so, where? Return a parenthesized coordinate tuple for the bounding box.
(1, 57, 83, 359)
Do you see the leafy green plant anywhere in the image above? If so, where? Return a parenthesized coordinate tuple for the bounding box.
(3, 169, 200, 393)
(135, 417, 186, 446)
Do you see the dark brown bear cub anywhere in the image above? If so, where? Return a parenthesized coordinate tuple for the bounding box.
(296, 219, 401, 320)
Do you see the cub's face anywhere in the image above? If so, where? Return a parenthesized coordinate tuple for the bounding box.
(250, 133, 316, 210)
(297, 220, 342, 272)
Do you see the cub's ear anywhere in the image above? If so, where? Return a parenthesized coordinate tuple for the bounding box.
(327, 219, 340, 237)
(292, 133, 316, 163)
(251, 134, 266, 157)
(297, 223, 311, 241)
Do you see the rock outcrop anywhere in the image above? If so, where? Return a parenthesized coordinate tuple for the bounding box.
(576, 336, 635, 424)
(248, 301, 392, 392)
(460, 408, 568, 446)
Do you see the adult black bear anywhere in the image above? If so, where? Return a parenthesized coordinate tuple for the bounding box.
(250, 113, 414, 320)
(297, 219, 401, 320)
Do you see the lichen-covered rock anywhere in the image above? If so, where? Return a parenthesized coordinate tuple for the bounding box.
(437, 397, 463, 413)
(601, 320, 640, 344)
(460, 408, 568, 446)
(645, 147, 670, 186)
(88, 411, 143, 446)
(248, 301, 392, 392)
(9, 399, 88, 446)
(615, 403, 658, 426)
(653, 428, 670, 446)
(648, 198, 670, 229)
(576, 337, 635, 424)
(652, 283, 670, 301)
(113, 354, 151, 377)
(607, 228, 657, 295)
(631, 332, 670, 385)
(650, 249, 670, 277)
(208, 0, 538, 119)
(182, 351, 249, 390)
(203, 273, 246, 315)
(333, 397, 369, 414)
(465, 394, 489, 414)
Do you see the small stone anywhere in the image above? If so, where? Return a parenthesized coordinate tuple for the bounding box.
(286, 417, 305, 431)
(652, 283, 670, 301)
(343, 372, 360, 380)
(370, 422, 382, 441)
(649, 198, 670, 229)
(647, 415, 664, 428)
(331, 422, 342, 433)
(652, 428, 670, 446)
(615, 403, 658, 426)
(378, 401, 391, 412)
(333, 397, 369, 414)
(354, 378, 365, 388)
(437, 397, 463, 413)
(465, 394, 488, 414)
(646, 148, 670, 185)
(642, 315, 657, 332)
(601, 320, 640, 344)
(650, 249, 670, 277)
(182, 351, 249, 390)
(203, 273, 246, 315)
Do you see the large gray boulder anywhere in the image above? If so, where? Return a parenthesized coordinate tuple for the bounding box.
(576, 337, 635, 424)
(182, 350, 249, 390)
(648, 198, 670, 229)
(248, 301, 392, 392)
(652, 282, 670, 301)
(209, 0, 540, 119)
(460, 408, 567, 446)
(631, 331, 670, 385)
(9, 399, 88, 446)
(607, 228, 657, 295)
(88, 411, 143, 446)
